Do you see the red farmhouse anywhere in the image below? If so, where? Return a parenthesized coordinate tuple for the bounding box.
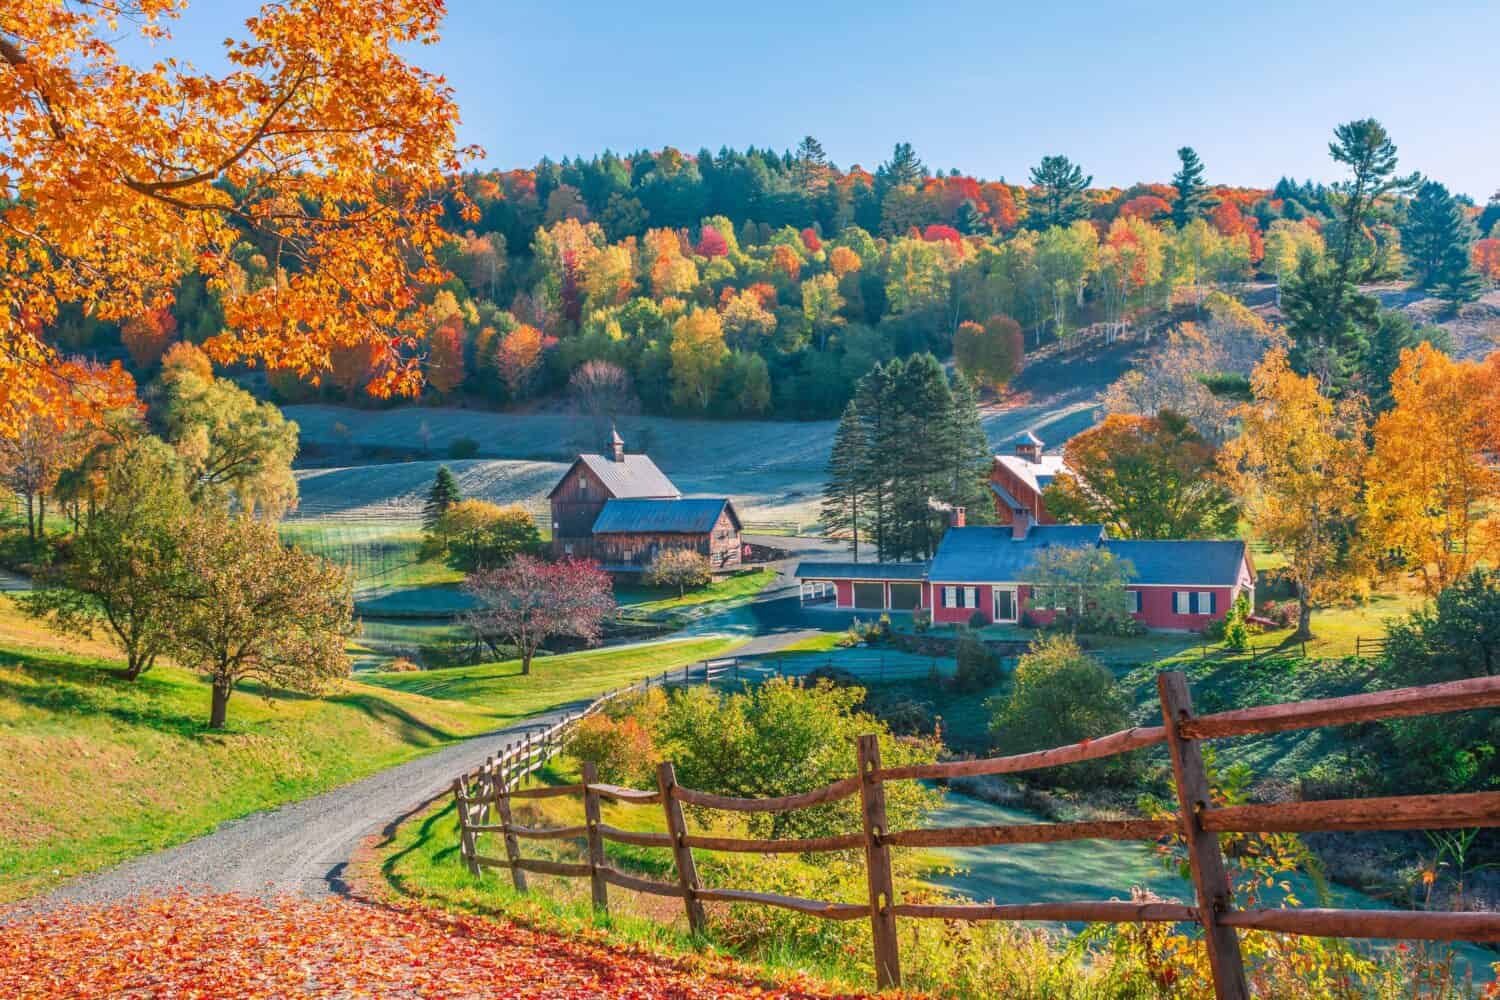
(797, 523, 1254, 632)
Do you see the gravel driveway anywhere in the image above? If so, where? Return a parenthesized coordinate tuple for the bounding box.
(26, 705, 583, 909)
(18, 542, 836, 911)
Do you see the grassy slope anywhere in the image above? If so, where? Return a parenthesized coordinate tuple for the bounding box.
(0, 591, 737, 902)
(615, 568, 776, 616)
(361, 637, 742, 717)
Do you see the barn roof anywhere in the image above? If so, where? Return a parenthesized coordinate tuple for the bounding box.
(1103, 540, 1250, 587)
(591, 497, 738, 535)
(928, 524, 1106, 582)
(992, 452, 1070, 495)
(547, 453, 680, 500)
(794, 561, 930, 581)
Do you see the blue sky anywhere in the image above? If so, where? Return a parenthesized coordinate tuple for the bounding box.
(132, 1, 1499, 199)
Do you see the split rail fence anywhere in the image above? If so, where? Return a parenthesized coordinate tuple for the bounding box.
(453, 670, 1500, 999)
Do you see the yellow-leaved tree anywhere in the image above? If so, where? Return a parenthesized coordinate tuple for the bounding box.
(1220, 348, 1369, 639)
(1365, 344, 1500, 594)
(1, 0, 473, 434)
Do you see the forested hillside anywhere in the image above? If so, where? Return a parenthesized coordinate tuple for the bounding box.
(47, 135, 1500, 421)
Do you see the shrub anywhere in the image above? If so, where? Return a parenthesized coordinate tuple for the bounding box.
(386, 657, 422, 673)
(567, 714, 657, 787)
(1258, 599, 1299, 628)
(953, 633, 1002, 692)
(968, 610, 988, 630)
(911, 608, 931, 633)
(988, 635, 1136, 787)
(1223, 592, 1251, 650)
(645, 548, 711, 596)
(447, 436, 480, 459)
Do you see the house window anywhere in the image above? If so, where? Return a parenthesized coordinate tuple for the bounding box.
(578, 476, 589, 496)
(964, 586, 977, 609)
(1173, 591, 1215, 615)
(563, 543, 574, 555)
(1128, 590, 1141, 615)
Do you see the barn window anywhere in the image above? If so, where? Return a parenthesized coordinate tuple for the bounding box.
(1128, 590, 1141, 615)
(578, 476, 589, 496)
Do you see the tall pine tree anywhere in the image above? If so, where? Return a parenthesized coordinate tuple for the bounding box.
(822, 400, 868, 560)
(1170, 146, 1209, 228)
(1401, 180, 1481, 304)
(1027, 155, 1092, 229)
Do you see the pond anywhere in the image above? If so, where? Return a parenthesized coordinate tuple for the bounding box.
(925, 791, 1498, 982)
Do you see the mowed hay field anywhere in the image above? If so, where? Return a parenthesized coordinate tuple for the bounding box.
(286, 392, 1103, 528)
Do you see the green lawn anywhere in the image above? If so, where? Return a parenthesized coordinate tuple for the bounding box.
(0, 591, 737, 902)
(362, 636, 743, 724)
(614, 568, 776, 616)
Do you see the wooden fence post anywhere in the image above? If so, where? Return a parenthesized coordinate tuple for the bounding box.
(657, 761, 706, 935)
(1158, 672, 1248, 1000)
(453, 777, 480, 876)
(856, 733, 901, 990)
(495, 744, 527, 893)
(581, 760, 609, 913)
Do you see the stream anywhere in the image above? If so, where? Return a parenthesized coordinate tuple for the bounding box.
(926, 791, 1498, 981)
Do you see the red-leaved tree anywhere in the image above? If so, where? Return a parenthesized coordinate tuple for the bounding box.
(696, 225, 729, 258)
(463, 556, 615, 675)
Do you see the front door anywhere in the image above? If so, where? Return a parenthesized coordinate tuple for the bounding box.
(993, 587, 1018, 623)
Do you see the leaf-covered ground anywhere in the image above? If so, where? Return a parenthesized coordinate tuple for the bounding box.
(0, 892, 876, 999)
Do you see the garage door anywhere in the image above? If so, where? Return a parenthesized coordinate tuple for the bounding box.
(853, 582, 886, 610)
(888, 582, 921, 611)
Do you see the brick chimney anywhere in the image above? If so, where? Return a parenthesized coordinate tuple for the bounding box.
(950, 506, 966, 528)
(1011, 507, 1032, 540)
(610, 423, 625, 463)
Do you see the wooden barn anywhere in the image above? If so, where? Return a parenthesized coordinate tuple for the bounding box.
(547, 429, 741, 574)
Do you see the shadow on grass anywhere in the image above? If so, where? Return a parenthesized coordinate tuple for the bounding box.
(323, 689, 465, 745)
(0, 642, 471, 748)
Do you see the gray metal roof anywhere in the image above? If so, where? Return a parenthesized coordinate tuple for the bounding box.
(592, 497, 737, 535)
(928, 524, 1106, 582)
(794, 561, 930, 581)
(1102, 540, 1250, 587)
(988, 480, 1024, 510)
(548, 453, 680, 500)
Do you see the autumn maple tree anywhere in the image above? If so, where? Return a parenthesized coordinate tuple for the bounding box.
(1220, 349, 1369, 638)
(1045, 410, 1238, 540)
(1, 0, 472, 434)
(1364, 344, 1500, 594)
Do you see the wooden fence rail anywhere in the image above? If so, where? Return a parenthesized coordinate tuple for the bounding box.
(452, 670, 1500, 999)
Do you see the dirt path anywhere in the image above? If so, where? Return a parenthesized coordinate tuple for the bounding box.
(21, 705, 583, 910)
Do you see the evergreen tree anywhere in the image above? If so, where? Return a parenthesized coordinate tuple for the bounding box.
(1170, 146, 1209, 227)
(793, 135, 831, 194)
(877, 142, 926, 190)
(821, 400, 869, 561)
(854, 360, 900, 560)
(1401, 180, 1481, 304)
(423, 465, 462, 529)
(1286, 119, 1417, 392)
(940, 371, 994, 525)
(1027, 155, 1092, 229)
(1362, 311, 1454, 411)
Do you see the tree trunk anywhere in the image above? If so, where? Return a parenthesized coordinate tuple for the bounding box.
(520, 649, 533, 676)
(1295, 589, 1314, 642)
(209, 679, 232, 729)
